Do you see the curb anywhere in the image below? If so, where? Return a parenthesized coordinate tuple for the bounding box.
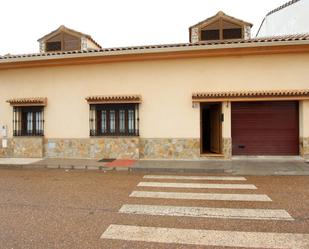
(131, 167, 226, 173)
(1, 164, 309, 175)
(0, 164, 126, 171)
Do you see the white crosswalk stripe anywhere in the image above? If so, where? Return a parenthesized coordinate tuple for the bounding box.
(100, 174, 304, 248)
(101, 224, 309, 249)
(119, 204, 294, 220)
(143, 175, 247, 181)
(138, 181, 257, 189)
(130, 190, 272, 201)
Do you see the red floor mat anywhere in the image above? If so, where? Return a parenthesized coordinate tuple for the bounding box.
(105, 159, 136, 167)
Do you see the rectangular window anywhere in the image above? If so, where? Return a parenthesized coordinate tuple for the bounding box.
(201, 29, 220, 41)
(101, 110, 107, 133)
(90, 104, 139, 136)
(128, 109, 134, 133)
(119, 110, 125, 133)
(46, 41, 62, 52)
(223, 28, 242, 39)
(13, 106, 44, 136)
(109, 110, 116, 133)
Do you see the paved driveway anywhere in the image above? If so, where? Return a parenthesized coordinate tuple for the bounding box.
(0, 168, 308, 248)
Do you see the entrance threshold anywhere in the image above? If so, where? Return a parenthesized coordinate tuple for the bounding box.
(201, 153, 225, 158)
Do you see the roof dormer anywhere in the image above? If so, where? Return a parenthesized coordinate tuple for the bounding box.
(189, 11, 253, 43)
(37, 25, 102, 53)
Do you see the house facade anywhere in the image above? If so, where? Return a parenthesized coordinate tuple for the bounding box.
(1, 12, 309, 160)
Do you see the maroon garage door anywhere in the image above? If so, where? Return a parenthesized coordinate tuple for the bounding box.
(231, 101, 299, 155)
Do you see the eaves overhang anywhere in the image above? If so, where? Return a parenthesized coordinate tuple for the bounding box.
(1, 35, 309, 69)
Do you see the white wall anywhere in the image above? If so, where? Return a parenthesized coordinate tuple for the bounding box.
(257, 0, 309, 37)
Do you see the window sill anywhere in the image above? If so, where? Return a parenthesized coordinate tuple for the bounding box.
(13, 135, 44, 137)
(90, 135, 139, 138)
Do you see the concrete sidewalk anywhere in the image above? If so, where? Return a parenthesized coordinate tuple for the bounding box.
(133, 159, 309, 175)
(0, 157, 308, 175)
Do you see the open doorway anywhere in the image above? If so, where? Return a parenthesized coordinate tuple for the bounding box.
(200, 103, 222, 154)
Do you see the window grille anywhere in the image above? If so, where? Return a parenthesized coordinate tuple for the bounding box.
(89, 104, 139, 136)
(13, 106, 44, 136)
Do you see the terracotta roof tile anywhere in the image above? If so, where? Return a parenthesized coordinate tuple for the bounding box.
(267, 0, 301, 16)
(192, 89, 309, 101)
(7, 97, 47, 106)
(86, 95, 142, 104)
(1, 33, 309, 61)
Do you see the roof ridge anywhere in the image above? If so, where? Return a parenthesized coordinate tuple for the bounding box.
(189, 11, 253, 29)
(37, 25, 102, 49)
(1, 33, 309, 60)
(266, 0, 301, 16)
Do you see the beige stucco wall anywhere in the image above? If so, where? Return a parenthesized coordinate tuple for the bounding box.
(299, 100, 309, 137)
(1, 53, 309, 140)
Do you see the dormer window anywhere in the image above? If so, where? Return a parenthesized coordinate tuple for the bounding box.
(46, 41, 61, 52)
(201, 29, 220, 40)
(38, 25, 102, 53)
(223, 28, 242, 39)
(189, 11, 252, 43)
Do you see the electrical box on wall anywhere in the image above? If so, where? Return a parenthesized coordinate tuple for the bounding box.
(2, 139, 7, 148)
(1, 125, 7, 137)
(1, 125, 8, 148)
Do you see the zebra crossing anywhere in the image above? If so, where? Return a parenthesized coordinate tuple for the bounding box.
(119, 204, 294, 220)
(101, 174, 309, 248)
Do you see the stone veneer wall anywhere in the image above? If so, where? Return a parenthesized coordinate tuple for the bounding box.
(44, 138, 139, 159)
(0, 137, 232, 159)
(222, 138, 232, 159)
(0, 137, 44, 158)
(244, 25, 251, 40)
(300, 137, 309, 159)
(190, 28, 199, 43)
(39, 41, 45, 53)
(139, 138, 200, 159)
(7, 136, 309, 160)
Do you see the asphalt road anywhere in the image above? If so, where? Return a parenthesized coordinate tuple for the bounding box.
(0, 168, 308, 249)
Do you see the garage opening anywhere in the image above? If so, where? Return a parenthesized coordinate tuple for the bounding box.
(201, 103, 222, 154)
(232, 101, 299, 156)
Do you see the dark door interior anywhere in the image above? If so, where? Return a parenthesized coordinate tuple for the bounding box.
(201, 103, 222, 154)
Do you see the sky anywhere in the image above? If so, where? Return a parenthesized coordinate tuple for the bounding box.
(0, 0, 287, 55)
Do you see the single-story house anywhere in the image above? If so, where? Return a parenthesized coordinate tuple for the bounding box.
(0, 11, 309, 160)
